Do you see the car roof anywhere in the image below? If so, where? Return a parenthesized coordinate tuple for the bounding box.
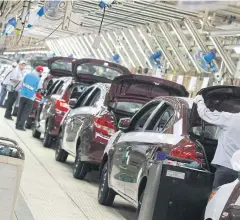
(155, 96, 194, 109)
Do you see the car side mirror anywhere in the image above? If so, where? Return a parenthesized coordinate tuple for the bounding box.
(118, 118, 131, 132)
(68, 98, 77, 108)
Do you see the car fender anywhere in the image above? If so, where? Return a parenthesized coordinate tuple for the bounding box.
(103, 131, 121, 156)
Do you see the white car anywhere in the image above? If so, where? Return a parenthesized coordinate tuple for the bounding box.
(205, 150, 240, 220)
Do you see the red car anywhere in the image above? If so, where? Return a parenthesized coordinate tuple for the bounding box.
(26, 57, 76, 129)
(32, 58, 132, 148)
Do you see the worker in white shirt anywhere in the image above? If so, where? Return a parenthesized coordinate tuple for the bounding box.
(194, 95, 240, 189)
(0, 62, 17, 107)
(4, 61, 26, 120)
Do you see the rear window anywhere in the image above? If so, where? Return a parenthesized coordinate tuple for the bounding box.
(188, 109, 219, 140)
(108, 102, 143, 114)
(76, 63, 122, 80)
(51, 61, 72, 71)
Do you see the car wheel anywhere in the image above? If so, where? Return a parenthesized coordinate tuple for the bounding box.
(136, 190, 144, 219)
(55, 131, 68, 163)
(25, 117, 32, 129)
(73, 150, 89, 180)
(98, 163, 115, 206)
(32, 122, 41, 139)
(43, 121, 53, 148)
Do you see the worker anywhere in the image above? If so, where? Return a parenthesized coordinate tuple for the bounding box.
(194, 95, 240, 189)
(4, 61, 26, 120)
(0, 62, 17, 107)
(15, 66, 43, 131)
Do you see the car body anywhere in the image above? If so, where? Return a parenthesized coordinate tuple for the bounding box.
(205, 179, 240, 220)
(34, 58, 132, 148)
(98, 85, 240, 216)
(205, 149, 240, 220)
(26, 57, 76, 128)
(54, 75, 189, 180)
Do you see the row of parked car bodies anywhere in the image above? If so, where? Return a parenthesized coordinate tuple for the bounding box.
(29, 57, 240, 218)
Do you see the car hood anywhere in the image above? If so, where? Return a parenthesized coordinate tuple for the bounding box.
(190, 86, 240, 126)
(108, 75, 189, 103)
(47, 57, 76, 77)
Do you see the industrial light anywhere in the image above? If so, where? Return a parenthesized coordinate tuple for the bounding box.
(92, 34, 101, 49)
(234, 47, 240, 54)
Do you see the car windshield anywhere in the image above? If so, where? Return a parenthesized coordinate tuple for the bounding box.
(109, 102, 143, 114)
(188, 109, 219, 140)
(51, 61, 72, 71)
(76, 63, 122, 80)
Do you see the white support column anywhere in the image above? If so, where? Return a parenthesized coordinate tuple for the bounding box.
(101, 33, 114, 60)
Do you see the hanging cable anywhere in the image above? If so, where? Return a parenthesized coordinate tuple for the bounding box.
(35, 22, 63, 44)
(98, 6, 106, 34)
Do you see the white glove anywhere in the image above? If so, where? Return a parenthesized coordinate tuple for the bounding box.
(194, 95, 204, 104)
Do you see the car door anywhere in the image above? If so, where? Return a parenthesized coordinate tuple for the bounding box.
(63, 86, 96, 154)
(109, 100, 162, 197)
(39, 80, 64, 131)
(123, 101, 176, 202)
(63, 86, 103, 155)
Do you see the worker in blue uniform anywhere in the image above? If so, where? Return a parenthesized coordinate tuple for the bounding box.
(16, 66, 43, 131)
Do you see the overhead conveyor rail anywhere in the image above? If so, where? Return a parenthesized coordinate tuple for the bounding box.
(1, 0, 240, 79)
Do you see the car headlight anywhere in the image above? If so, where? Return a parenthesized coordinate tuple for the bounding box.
(209, 188, 219, 201)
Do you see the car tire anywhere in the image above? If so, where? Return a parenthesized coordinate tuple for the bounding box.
(43, 121, 53, 148)
(136, 190, 144, 219)
(32, 123, 41, 139)
(25, 117, 32, 129)
(73, 150, 89, 180)
(55, 131, 68, 163)
(98, 163, 115, 206)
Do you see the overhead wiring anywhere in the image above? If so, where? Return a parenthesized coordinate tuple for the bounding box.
(35, 21, 63, 44)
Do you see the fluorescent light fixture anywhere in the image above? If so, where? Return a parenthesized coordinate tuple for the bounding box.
(92, 34, 101, 50)
(98, 37, 109, 59)
(121, 30, 143, 67)
(84, 35, 99, 59)
(234, 46, 240, 54)
(89, 35, 104, 59)
(101, 34, 113, 57)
